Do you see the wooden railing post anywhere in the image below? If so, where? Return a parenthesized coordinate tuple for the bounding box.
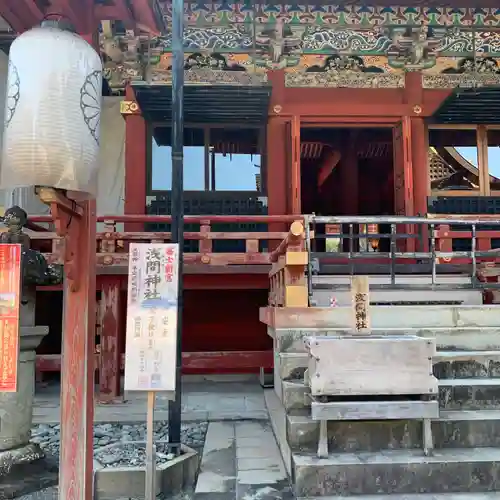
(269, 220, 309, 307)
(199, 220, 212, 254)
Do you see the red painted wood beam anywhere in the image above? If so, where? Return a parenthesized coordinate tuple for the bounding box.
(0, 2, 26, 32)
(47, 0, 94, 34)
(128, 0, 162, 35)
(95, 0, 134, 23)
(318, 149, 341, 188)
(124, 85, 147, 232)
(36, 350, 274, 373)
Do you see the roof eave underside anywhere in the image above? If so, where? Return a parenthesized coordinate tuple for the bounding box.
(432, 87, 500, 125)
(132, 83, 272, 126)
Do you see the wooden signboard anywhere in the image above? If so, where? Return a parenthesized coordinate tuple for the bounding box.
(124, 243, 180, 393)
(351, 276, 370, 334)
(0, 244, 22, 392)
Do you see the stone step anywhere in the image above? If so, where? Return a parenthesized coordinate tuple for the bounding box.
(439, 378, 500, 410)
(272, 327, 500, 353)
(293, 447, 500, 496)
(282, 378, 500, 412)
(312, 289, 483, 307)
(270, 305, 500, 330)
(434, 351, 500, 379)
(286, 410, 500, 454)
(301, 493, 499, 499)
(277, 350, 500, 382)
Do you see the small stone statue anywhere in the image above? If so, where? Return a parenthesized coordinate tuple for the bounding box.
(1, 206, 63, 286)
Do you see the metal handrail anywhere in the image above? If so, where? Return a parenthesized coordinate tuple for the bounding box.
(303, 214, 500, 293)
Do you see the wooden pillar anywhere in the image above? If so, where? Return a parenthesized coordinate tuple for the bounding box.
(411, 117, 429, 217)
(123, 85, 147, 231)
(266, 70, 288, 248)
(290, 115, 301, 214)
(340, 130, 359, 216)
(57, 25, 98, 500)
(39, 194, 97, 500)
(477, 125, 491, 196)
(98, 277, 124, 402)
(340, 131, 359, 251)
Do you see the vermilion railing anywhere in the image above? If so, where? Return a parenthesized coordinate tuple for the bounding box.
(27, 214, 304, 268)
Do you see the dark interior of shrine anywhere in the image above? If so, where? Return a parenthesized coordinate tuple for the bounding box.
(300, 127, 395, 217)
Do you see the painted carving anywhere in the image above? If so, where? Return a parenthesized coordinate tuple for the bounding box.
(423, 56, 500, 88)
(181, 53, 245, 71)
(286, 54, 403, 88)
(99, 3, 500, 89)
(100, 30, 145, 93)
(386, 26, 445, 70)
(254, 18, 305, 68)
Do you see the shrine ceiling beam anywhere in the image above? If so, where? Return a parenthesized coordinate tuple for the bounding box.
(128, 0, 166, 35)
(94, 0, 134, 25)
(0, 5, 23, 33)
(2, 0, 43, 32)
(47, 0, 95, 33)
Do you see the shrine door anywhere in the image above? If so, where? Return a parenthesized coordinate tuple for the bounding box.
(392, 117, 414, 251)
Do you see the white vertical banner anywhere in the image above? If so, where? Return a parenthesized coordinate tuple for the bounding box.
(124, 243, 180, 392)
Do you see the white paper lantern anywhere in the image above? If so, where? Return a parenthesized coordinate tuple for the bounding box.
(1, 23, 103, 198)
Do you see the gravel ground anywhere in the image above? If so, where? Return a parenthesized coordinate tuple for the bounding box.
(15, 487, 193, 500)
(30, 421, 208, 459)
(11, 422, 207, 499)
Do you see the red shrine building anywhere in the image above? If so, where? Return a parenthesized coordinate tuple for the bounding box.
(1, 0, 500, 399)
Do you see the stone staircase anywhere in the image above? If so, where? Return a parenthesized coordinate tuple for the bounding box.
(263, 276, 500, 498)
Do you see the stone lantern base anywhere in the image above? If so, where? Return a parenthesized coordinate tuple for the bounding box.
(0, 326, 50, 477)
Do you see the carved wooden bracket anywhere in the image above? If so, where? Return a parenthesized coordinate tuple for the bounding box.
(36, 187, 84, 292)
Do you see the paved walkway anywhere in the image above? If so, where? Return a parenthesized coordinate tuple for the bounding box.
(195, 421, 291, 500)
(33, 376, 269, 424)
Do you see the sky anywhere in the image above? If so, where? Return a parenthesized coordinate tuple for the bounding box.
(151, 141, 500, 191)
(457, 147, 500, 179)
(152, 143, 260, 191)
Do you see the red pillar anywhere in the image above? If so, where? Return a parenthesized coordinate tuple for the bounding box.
(340, 130, 359, 216)
(57, 199, 96, 500)
(411, 117, 429, 217)
(266, 70, 288, 248)
(57, 27, 98, 500)
(124, 85, 147, 231)
(98, 276, 124, 402)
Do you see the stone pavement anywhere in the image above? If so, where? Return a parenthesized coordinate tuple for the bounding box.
(194, 420, 291, 500)
(14, 376, 291, 500)
(32, 376, 268, 424)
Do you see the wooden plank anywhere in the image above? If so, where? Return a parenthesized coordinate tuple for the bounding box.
(98, 277, 123, 402)
(351, 276, 370, 333)
(311, 400, 439, 421)
(305, 335, 437, 396)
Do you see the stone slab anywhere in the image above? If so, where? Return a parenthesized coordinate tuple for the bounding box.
(265, 305, 500, 330)
(312, 289, 483, 307)
(302, 494, 500, 500)
(293, 447, 500, 496)
(270, 327, 500, 354)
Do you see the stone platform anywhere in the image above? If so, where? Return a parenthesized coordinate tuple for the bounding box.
(264, 296, 500, 498)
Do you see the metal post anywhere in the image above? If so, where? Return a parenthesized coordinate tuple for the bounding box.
(168, 0, 184, 456)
